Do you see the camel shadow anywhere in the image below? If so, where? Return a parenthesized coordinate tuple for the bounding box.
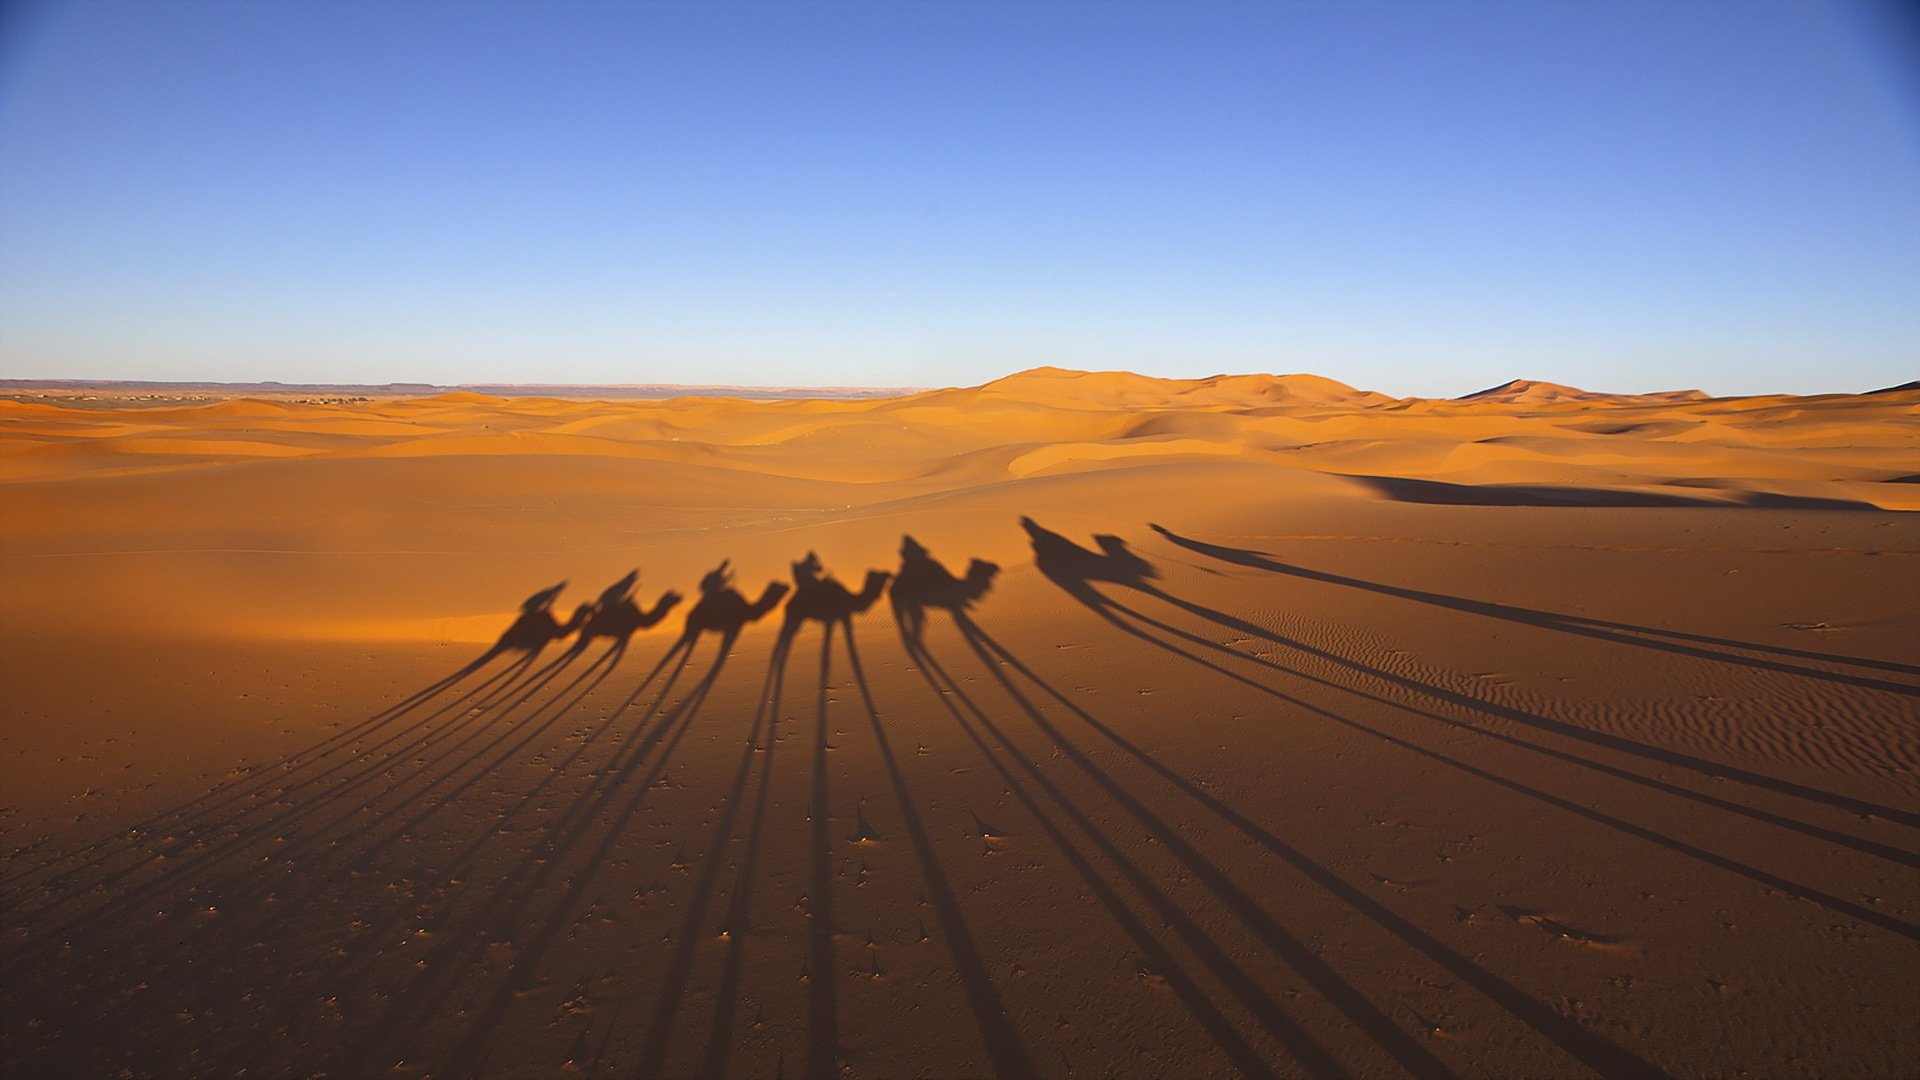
(337, 559, 787, 1077)
(778, 551, 891, 652)
(676, 560, 789, 655)
(891, 534, 998, 642)
(565, 569, 681, 662)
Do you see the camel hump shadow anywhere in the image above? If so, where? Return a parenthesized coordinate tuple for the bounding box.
(890, 534, 999, 636)
(677, 560, 790, 649)
(782, 551, 892, 638)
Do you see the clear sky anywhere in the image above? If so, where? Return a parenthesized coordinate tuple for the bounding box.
(1, 0, 1915, 396)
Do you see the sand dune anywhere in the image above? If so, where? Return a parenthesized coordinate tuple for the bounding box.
(2, 368, 1915, 1078)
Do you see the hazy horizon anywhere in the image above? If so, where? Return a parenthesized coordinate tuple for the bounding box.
(2, 0, 1916, 398)
(4, 364, 1915, 400)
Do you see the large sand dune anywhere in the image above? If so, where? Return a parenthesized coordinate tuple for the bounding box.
(2, 368, 1915, 1077)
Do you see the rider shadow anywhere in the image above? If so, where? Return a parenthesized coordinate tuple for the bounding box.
(672, 560, 789, 658)
(776, 551, 890, 656)
(405, 581, 591, 711)
(891, 535, 999, 643)
(565, 570, 682, 663)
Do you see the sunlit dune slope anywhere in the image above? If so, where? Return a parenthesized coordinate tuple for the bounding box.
(3, 367, 1912, 500)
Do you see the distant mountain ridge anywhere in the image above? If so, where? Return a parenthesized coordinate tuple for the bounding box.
(4, 369, 1905, 405)
(1459, 378, 1711, 404)
(970, 366, 1396, 408)
(0, 378, 920, 401)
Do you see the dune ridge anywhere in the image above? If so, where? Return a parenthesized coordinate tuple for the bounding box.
(4, 367, 1913, 507)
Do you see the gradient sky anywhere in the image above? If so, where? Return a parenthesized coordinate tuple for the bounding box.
(1, 0, 1916, 396)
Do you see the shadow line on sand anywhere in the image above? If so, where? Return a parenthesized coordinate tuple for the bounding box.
(1079, 533, 1920, 871)
(1150, 524, 1920, 689)
(1020, 521, 1919, 943)
(1354, 475, 1882, 513)
(1034, 519, 1918, 833)
(893, 611, 1307, 1077)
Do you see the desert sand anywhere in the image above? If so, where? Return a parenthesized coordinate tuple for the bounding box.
(2, 367, 1915, 1078)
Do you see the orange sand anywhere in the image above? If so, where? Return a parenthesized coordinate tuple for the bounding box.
(2, 368, 1916, 1077)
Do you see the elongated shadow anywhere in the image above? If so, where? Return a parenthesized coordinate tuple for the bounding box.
(3, 580, 599, 915)
(1149, 524, 1920, 687)
(1025, 521, 1919, 937)
(275, 633, 691, 1055)
(691, 628, 794, 1080)
(5, 609, 599, 968)
(895, 606, 1312, 1077)
(635, 633, 792, 1079)
(421, 565, 789, 1077)
(1030, 518, 1920, 833)
(1019, 519, 1920, 1049)
(776, 535, 1034, 1079)
(893, 535, 1422, 1074)
(1046, 528, 1920, 870)
(949, 605, 1457, 1077)
(167, 634, 644, 1001)
(335, 636, 730, 1078)
(5, 577, 691, 1079)
(5, 620, 543, 911)
(954, 596, 1670, 1077)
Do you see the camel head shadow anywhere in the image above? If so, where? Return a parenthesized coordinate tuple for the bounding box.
(676, 560, 790, 652)
(890, 535, 999, 642)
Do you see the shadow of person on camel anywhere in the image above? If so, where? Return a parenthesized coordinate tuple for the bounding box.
(777, 551, 892, 654)
(889, 534, 998, 644)
(565, 570, 682, 663)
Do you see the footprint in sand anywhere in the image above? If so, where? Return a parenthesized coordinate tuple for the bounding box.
(1498, 905, 1632, 952)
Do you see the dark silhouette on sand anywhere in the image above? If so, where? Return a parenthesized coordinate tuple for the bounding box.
(778, 551, 891, 648)
(889, 535, 998, 641)
(1021, 515, 1156, 596)
(675, 561, 789, 652)
(568, 570, 682, 657)
(374, 581, 589, 716)
(482, 582, 591, 662)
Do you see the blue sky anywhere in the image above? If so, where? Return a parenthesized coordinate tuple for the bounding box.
(1, 0, 1915, 396)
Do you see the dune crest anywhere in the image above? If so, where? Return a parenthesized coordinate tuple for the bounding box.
(1460, 377, 1712, 405)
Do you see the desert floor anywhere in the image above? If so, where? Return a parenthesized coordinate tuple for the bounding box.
(3, 368, 1916, 1078)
